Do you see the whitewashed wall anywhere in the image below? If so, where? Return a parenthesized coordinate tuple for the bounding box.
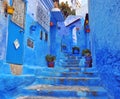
(27, 0, 50, 32)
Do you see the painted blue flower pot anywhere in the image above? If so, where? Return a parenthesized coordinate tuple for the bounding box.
(72, 47, 80, 54)
(30, 25, 36, 31)
(47, 62, 55, 68)
(85, 55, 92, 67)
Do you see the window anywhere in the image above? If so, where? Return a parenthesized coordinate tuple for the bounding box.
(40, 30, 43, 40)
(45, 33, 48, 42)
(27, 38, 34, 48)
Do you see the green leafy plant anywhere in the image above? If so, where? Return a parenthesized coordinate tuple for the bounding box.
(82, 49, 91, 56)
(45, 54, 56, 62)
(59, 1, 75, 18)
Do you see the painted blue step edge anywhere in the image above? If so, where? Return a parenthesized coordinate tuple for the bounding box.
(18, 89, 107, 98)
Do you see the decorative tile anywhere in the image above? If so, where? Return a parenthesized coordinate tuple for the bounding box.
(14, 39, 20, 49)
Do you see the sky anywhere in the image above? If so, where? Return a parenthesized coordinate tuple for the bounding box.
(59, 0, 88, 6)
(59, 0, 88, 17)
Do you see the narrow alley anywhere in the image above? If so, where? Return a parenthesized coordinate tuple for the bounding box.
(0, 0, 120, 99)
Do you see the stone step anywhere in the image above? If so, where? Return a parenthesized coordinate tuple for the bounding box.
(22, 66, 69, 74)
(61, 72, 98, 77)
(64, 63, 80, 65)
(61, 67, 97, 72)
(61, 67, 97, 73)
(62, 64, 80, 67)
(65, 56, 81, 60)
(17, 96, 109, 99)
(18, 85, 107, 98)
(36, 71, 98, 77)
(67, 67, 81, 72)
(64, 59, 80, 63)
(35, 76, 100, 86)
(0, 74, 36, 97)
(64, 58, 81, 61)
(23, 66, 97, 75)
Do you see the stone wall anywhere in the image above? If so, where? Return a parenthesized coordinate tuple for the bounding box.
(89, 0, 120, 98)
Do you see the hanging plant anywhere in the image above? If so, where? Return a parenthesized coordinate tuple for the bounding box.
(84, 13, 90, 33)
(82, 49, 91, 56)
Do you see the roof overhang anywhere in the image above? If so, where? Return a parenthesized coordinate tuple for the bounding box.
(64, 15, 81, 27)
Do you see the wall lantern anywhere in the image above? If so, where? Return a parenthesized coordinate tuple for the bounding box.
(50, 22, 53, 26)
(7, 6, 14, 15)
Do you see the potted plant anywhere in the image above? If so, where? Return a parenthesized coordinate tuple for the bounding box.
(45, 54, 56, 68)
(82, 49, 92, 68)
(72, 46, 80, 54)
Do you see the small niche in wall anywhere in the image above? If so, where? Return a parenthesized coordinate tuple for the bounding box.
(27, 38, 34, 48)
(45, 32, 48, 42)
(40, 30, 43, 40)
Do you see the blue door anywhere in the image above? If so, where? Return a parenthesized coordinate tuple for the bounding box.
(6, 0, 25, 65)
(6, 20, 24, 65)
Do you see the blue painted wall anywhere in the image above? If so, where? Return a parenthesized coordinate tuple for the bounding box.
(23, 14, 49, 67)
(57, 17, 87, 55)
(49, 16, 57, 56)
(77, 18, 87, 54)
(6, 19, 24, 64)
(57, 22, 72, 54)
(49, 11, 64, 58)
(0, 1, 8, 60)
(5, 0, 25, 64)
(0, 1, 14, 76)
(23, 0, 52, 67)
(89, 0, 120, 98)
(0, 0, 52, 67)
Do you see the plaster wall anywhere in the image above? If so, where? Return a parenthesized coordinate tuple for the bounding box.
(89, 0, 120, 98)
(23, 0, 51, 67)
(0, 1, 8, 60)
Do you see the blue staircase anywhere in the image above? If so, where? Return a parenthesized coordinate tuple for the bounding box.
(16, 54, 109, 99)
